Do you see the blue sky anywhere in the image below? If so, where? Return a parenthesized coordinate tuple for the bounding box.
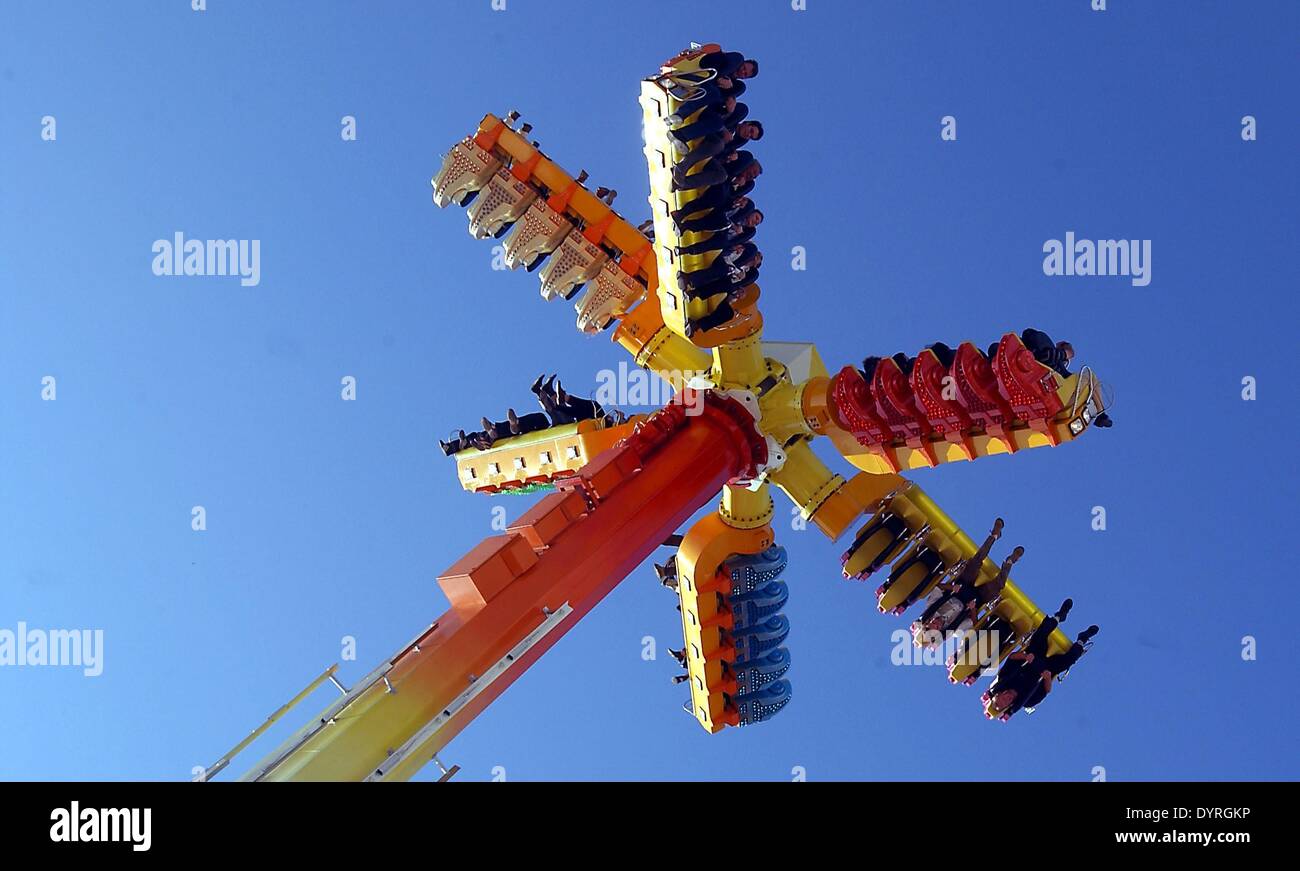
(2, 1, 1297, 781)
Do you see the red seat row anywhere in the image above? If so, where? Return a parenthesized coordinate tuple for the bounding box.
(829, 332, 1068, 462)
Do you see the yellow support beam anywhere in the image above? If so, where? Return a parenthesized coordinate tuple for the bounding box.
(198, 664, 340, 781)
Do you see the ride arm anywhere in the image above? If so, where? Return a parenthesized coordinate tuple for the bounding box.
(840, 480, 1076, 659)
(432, 113, 708, 379)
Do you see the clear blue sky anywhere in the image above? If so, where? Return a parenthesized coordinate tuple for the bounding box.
(2, 1, 1297, 781)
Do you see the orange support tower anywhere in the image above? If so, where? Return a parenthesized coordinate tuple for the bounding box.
(242, 395, 762, 781)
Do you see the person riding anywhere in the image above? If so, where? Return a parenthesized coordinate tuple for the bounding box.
(439, 429, 470, 456)
(665, 56, 757, 121)
(696, 51, 758, 81)
(1018, 329, 1113, 427)
(668, 97, 748, 145)
(983, 598, 1098, 721)
(911, 519, 1020, 647)
(672, 149, 758, 192)
(674, 208, 763, 256)
(671, 192, 750, 228)
(1021, 328, 1074, 378)
(680, 248, 761, 299)
(531, 374, 605, 425)
(685, 297, 737, 337)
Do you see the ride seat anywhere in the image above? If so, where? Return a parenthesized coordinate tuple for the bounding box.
(870, 357, 938, 464)
(432, 138, 501, 208)
(502, 198, 573, 271)
(949, 615, 1018, 685)
(992, 333, 1065, 428)
(732, 679, 792, 726)
(828, 366, 894, 454)
(730, 581, 790, 629)
(574, 258, 646, 333)
(881, 545, 947, 613)
(538, 232, 609, 301)
(950, 342, 1016, 436)
(730, 614, 790, 663)
(729, 647, 791, 696)
(466, 168, 537, 239)
(911, 348, 976, 455)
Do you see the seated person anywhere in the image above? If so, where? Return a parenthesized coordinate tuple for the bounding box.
(682, 153, 762, 193)
(554, 381, 605, 422)
(720, 121, 763, 157)
(675, 207, 738, 235)
(1017, 332, 1112, 427)
(654, 560, 679, 590)
(507, 407, 551, 437)
(684, 256, 760, 302)
(697, 51, 758, 80)
(987, 624, 1098, 720)
(685, 296, 738, 337)
(1016, 625, 1098, 710)
(914, 548, 1021, 646)
(685, 265, 761, 336)
(911, 519, 1017, 646)
(927, 341, 957, 369)
(668, 97, 746, 145)
(674, 208, 763, 256)
(480, 415, 515, 445)
(461, 408, 550, 450)
(891, 352, 916, 376)
(675, 127, 736, 175)
(672, 193, 750, 228)
(673, 196, 750, 235)
(729, 172, 758, 201)
(675, 122, 761, 175)
(1021, 328, 1074, 378)
(456, 425, 494, 452)
(439, 429, 470, 456)
(983, 598, 1087, 719)
(671, 110, 761, 156)
(679, 243, 759, 292)
(677, 167, 760, 210)
(861, 356, 882, 383)
(666, 77, 746, 123)
(662, 50, 751, 89)
(672, 149, 757, 191)
(532, 373, 589, 425)
(991, 598, 1072, 686)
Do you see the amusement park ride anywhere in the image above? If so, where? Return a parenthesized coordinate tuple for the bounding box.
(204, 44, 1111, 782)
